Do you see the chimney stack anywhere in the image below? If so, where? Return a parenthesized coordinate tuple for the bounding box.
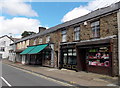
(39, 27, 46, 33)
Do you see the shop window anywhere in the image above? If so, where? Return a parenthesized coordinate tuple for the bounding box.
(73, 49, 76, 56)
(62, 48, 77, 65)
(86, 46, 110, 67)
(91, 21, 100, 38)
(74, 27, 80, 41)
(61, 30, 67, 42)
(63, 53, 67, 64)
(44, 51, 51, 60)
(46, 36, 50, 43)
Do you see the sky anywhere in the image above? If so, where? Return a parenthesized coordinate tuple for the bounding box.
(0, 0, 120, 38)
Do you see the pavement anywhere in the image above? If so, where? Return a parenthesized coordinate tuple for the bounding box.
(2, 60, 119, 86)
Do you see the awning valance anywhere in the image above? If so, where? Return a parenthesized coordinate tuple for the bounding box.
(28, 44, 48, 54)
(20, 46, 35, 55)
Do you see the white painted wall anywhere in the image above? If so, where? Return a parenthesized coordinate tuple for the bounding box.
(22, 55, 26, 64)
(0, 36, 13, 59)
(50, 44, 54, 67)
(8, 44, 16, 62)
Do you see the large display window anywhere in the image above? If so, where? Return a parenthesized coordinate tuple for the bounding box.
(86, 46, 110, 67)
(84, 45, 112, 75)
(62, 48, 77, 70)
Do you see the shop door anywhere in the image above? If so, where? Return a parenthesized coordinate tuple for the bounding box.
(36, 54, 42, 65)
(79, 49, 87, 71)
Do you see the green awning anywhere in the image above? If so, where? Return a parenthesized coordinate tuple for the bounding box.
(28, 44, 48, 54)
(20, 46, 36, 55)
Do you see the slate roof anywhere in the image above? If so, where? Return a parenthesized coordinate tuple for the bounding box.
(0, 35, 20, 42)
(15, 1, 120, 43)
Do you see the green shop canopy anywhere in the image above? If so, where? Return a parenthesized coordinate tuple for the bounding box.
(28, 44, 48, 54)
(20, 46, 35, 55)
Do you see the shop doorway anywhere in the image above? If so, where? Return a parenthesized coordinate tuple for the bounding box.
(79, 48, 87, 71)
(35, 54, 42, 65)
(55, 51, 58, 67)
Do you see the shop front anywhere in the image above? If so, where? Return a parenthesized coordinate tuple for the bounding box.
(60, 43, 77, 70)
(76, 38, 117, 76)
(20, 43, 54, 67)
(15, 49, 23, 63)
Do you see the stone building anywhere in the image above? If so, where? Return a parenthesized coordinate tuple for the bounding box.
(14, 2, 120, 76)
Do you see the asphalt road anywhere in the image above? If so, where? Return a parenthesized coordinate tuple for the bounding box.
(1, 63, 65, 87)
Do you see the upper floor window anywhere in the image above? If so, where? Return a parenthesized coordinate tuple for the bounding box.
(74, 27, 80, 41)
(39, 38, 42, 44)
(62, 30, 67, 42)
(3, 41, 6, 46)
(0, 41, 6, 46)
(33, 39, 36, 45)
(91, 21, 100, 38)
(0, 47, 5, 52)
(46, 36, 50, 43)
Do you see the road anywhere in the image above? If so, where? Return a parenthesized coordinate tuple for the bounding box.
(1, 63, 66, 87)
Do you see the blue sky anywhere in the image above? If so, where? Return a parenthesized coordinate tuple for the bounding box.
(0, 0, 119, 38)
(2, 2, 88, 27)
(30, 2, 88, 27)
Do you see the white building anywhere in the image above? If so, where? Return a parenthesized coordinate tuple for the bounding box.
(0, 35, 14, 59)
(9, 43, 16, 62)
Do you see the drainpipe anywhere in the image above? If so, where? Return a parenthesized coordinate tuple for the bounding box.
(117, 9, 120, 85)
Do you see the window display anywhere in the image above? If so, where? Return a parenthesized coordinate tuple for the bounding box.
(62, 48, 77, 69)
(86, 46, 110, 67)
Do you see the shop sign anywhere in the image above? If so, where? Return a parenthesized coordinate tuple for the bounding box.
(89, 49, 97, 52)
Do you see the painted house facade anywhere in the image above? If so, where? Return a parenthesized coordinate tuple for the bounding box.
(0, 35, 14, 59)
(14, 2, 120, 76)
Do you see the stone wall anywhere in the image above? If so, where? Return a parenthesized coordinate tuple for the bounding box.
(100, 13, 118, 37)
(80, 22, 92, 40)
(111, 38, 118, 76)
(67, 26, 74, 42)
(42, 35, 46, 44)
(29, 39, 34, 46)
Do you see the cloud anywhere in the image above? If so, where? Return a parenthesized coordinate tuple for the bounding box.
(1, 0, 38, 17)
(0, 16, 41, 38)
(61, 6, 90, 22)
(61, 0, 120, 22)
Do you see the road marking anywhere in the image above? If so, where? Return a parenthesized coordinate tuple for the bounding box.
(5, 64, 73, 86)
(1, 77, 12, 87)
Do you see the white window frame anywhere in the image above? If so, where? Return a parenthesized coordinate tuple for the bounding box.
(33, 39, 36, 45)
(46, 36, 50, 43)
(0, 47, 5, 52)
(39, 38, 42, 44)
(91, 21, 100, 38)
(62, 30, 67, 42)
(74, 27, 80, 41)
